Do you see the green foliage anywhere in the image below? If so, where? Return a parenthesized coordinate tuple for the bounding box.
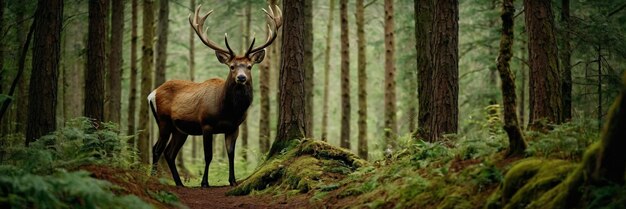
(525, 120, 599, 160)
(0, 118, 159, 208)
(0, 170, 151, 209)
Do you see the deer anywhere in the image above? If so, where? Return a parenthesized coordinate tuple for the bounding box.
(147, 4, 282, 187)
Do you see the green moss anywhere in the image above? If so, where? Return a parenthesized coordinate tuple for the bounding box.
(228, 139, 367, 196)
(506, 160, 576, 208)
(501, 159, 544, 202)
(437, 194, 472, 209)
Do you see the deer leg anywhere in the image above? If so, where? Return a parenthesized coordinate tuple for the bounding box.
(225, 130, 239, 186)
(164, 130, 188, 187)
(151, 122, 172, 175)
(200, 132, 213, 188)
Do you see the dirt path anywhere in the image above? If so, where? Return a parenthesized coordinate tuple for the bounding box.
(170, 186, 312, 209)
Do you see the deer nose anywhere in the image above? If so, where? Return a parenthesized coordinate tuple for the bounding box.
(237, 75, 247, 82)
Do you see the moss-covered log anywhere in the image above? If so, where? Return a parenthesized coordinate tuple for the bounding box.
(227, 139, 366, 196)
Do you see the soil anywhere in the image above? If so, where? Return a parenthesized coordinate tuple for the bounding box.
(170, 186, 313, 209)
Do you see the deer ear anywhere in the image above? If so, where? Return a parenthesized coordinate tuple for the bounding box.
(216, 51, 231, 64)
(248, 49, 265, 64)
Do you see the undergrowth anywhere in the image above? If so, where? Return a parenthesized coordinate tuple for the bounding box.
(0, 118, 182, 209)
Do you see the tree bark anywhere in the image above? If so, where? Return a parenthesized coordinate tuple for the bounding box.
(356, 0, 367, 159)
(384, 0, 397, 148)
(240, 3, 251, 161)
(560, 0, 572, 122)
(155, 0, 168, 87)
(259, 0, 272, 153)
(497, 0, 527, 156)
(139, 0, 155, 164)
(429, 0, 459, 141)
(127, 0, 139, 138)
(321, 0, 335, 142)
(84, 0, 107, 123)
(106, 0, 124, 124)
(303, 0, 314, 138)
(15, 2, 28, 135)
(414, 0, 433, 141)
(519, 34, 527, 129)
(26, 0, 63, 145)
(339, 0, 350, 149)
(525, 0, 562, 131)
(268, 0, 306, 158)
(189, 0, 197, 160)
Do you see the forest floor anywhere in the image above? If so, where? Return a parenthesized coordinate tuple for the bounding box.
(170, 186, 311, 209)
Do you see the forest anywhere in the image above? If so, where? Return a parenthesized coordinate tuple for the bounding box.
(1, 0, 626, 208)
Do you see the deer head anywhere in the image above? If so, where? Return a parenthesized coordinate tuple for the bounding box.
(189, 5, 283, 85)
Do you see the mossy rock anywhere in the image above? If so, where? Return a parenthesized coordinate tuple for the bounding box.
(227, 139, 367, 196)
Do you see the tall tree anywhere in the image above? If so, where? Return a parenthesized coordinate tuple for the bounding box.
(560, 0, 572, 121)
(303, 0, 314, 138)
(240, 2, 251, 161)
(26, 0, 63, 145)
(84, 0, 108, 122)
(259, 0, 272, 153)
(268, 0, 306, 158)
(525, 0, 562, 130)
(384, 0, 397, 148)
(339, 0, 350, 149)
(321, 0, 335, 142)
(155, 0, 168, 87)
(356, 0, 367, 159)
(127, 0, 139, 137)
(428, 0, 459, 141)
(15, 2, 28, 134)
(139, 0, 155, 164)
(189, 0, 197, 160)
(414, 0, 433, 141)
(497, 0, 527, 156)
(106, 0, 124, 124)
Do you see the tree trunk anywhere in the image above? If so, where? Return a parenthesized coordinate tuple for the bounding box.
(591, 72, 626, 184)
(339, 0, 350, 149)
(497, 0, 526, 156)
(356, 0, 367, 159)
(84, 0, 107, 123)
(155, 0, 168, 87)
(189, 0, 197, 161)
(525, 0, 562, 131)
(303, 0, 314, 138)
(139, 0, 155, 164)
(106, 0, 124, 124)
(26, 0, 63, 145)
(321, 0, 335, 142)
(519, 34, 527, 129)
(414, 0, 433, 141)
(15, 2, 28, 135)
(560, 0, 572, 122)
(240, 3, 251, 161)
(429, 0, 459, 141)
(268, 0, 307, 158)
(127, 0, 139, 138)
(384, 0, 397, 148)
(259, 0, 272, 153)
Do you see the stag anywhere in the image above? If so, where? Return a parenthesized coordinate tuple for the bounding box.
(148, 4, 282, 187)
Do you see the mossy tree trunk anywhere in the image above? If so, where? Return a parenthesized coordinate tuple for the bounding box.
(269, 0, 307, 158)
(84, 0, 107, 123)
(414, 0, 433, 141)
(384, 0, 397, 149)
(339, 0, 351, 149)
(429, 0, 459, 141)
(592, 72, 626, 184)
(497, 0, 527, 156)
(138, 0, 155, 164)
(356, 0, 367, 159)
(524, 0, 562, 131)
(321, 0, 335, 142)
(303, 0, 314, 138)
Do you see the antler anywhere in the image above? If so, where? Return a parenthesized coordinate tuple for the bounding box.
(244, 5, 283, 57)
(189, 5, 235, 58)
